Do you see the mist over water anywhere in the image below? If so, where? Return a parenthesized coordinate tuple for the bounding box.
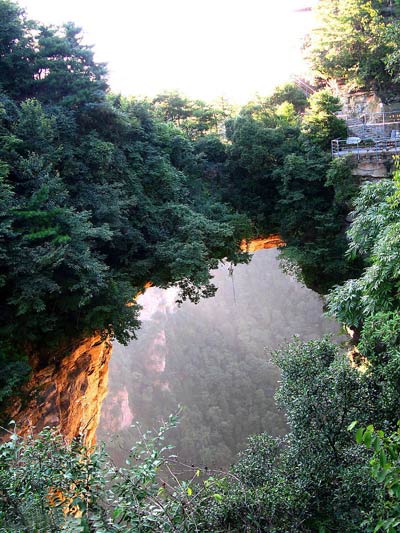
(98, 249, 341, 468)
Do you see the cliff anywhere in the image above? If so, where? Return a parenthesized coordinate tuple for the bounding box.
(2, 335, 111, 447)
(240, 235, 285, 252)
(3, 239, 285, 446)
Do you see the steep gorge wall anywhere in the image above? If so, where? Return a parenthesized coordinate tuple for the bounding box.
(240, 235, 285, 252)
(1, 335, 111, 447)
(336, 88, 384, 117)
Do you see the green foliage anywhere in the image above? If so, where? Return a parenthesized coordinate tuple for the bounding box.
(0, 1, 256, 411)
(268, 83, 309, 114)
(327, 178, 400, 326)
(33, 22, 108, 107)
(354, 422, 400, 532)
(0, 3, 250, 366)
(0, 0, 107, 104)
(152, 91, 230, 139)
(324, 160, 400, 530)
(326, 155, 359, 207)
(274, 339, 366, 450)
(2, 2, 400, 531)
(0, 1, 35, 100)
(307, 0, 398, 93)
(0, 419, 222, 532)
(0, 426, 105, 532)
(356, 312, 400, 426)
(196, 338, 378, 532)
(382, 20, 400, 84)
(301, 90, 347, 150)
(223, 112, 292, 229)
(0, 1, 362, 376)
(0, 351, 30, 405)
(221, 86, 358, 292)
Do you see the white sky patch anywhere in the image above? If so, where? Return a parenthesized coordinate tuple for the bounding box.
(21, 0, 317, 103)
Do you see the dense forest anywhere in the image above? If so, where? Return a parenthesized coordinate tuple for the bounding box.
(1, 0, 400, 531)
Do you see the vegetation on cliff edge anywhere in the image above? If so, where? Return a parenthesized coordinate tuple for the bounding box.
(1, 0, 400, 531)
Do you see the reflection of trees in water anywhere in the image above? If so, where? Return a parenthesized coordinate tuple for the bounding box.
(98, 249, 340, 469)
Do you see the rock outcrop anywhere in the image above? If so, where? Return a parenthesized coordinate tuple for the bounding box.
(99, 385, 134, 433)
(240, 235, 285, 252)
(2, 335, 112, 447)
(351, 158, 390, 180)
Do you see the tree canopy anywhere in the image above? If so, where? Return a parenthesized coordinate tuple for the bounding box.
(307, 0, 400, 97)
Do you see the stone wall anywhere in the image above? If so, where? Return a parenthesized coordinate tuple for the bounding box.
(351, 157, 391, 180)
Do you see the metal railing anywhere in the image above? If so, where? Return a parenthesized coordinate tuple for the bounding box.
(339, 110, 400, 124)
(342, 113, 400, 140)
(331, 137, 400, 159)
(363, 111, 400, 124)
(348, 122, 400, 140)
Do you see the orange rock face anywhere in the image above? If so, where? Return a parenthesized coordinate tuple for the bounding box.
(2, 335, 112, 447)
(126, 281, 153, 306)
(1, 282, 156, 445)
(240, 235, 285, 253)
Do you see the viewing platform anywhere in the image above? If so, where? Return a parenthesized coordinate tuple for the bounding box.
(331, 136, 400, 159)
(331, 110, 400, 163)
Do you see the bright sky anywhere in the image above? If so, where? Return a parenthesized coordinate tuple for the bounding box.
(21, 0, 317, 104)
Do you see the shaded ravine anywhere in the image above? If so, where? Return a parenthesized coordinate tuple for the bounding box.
(98, 249, 341, 468)
(1, 238, 339, 454)
(0, 237, 285, 446)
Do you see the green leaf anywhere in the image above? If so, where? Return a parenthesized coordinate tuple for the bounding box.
(379, 449, 387, 468)
(364, 430, 372, 448)
(374, 519, 385, 532)
(372, 436, 382, 452)
(355, 427, 364, 444)
(376, 469, 388, 483)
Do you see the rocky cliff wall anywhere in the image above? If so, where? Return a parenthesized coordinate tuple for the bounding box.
(1, 335, 111, 447)
(351, 157, 391, 180)
(339, 90, 383, 117)
(330, 81, 400, 116)
(240, 235, 285, 252)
